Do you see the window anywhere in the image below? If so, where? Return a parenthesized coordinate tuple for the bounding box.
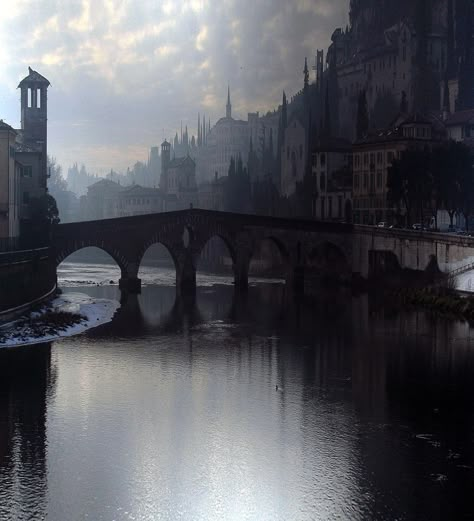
(23, 192, 30, 204)
(387, 151, 394, 163)
(36, 88, 41, 108)
(328, 196, 333, 218)
(321, 197, 325, 219)
(377, 152, 383, 164)
(354, 174, 359, 189)
(376, 172, 382, 188)
(320, 172, 326, 190)
(338, 196, 343, 218)
(363, 172, 368, 189)
(27, 88, 32, 108)
(21, 165, 32, 178)
(363, 153, 368, 166)
(320, 153, 326, 167)
(370, 173, 375, 192)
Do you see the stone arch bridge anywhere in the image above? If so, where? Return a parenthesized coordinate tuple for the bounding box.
(53, 209, 353, 293)
(53, 209, 474, 293)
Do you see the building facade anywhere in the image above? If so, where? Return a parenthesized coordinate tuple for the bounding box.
(116, 185, 166, 217)
(0, 122, 20, 243)
(352, 113, 444, 225)
(16, 68, 50, 219)
(280, 115, 307, 198)
(311, 138, 352, 222)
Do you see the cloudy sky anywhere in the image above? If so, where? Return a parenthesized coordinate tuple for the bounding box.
(0, 0, 348, 174)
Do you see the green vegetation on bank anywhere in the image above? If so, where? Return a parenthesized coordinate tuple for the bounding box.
(393, 284, 474, 320)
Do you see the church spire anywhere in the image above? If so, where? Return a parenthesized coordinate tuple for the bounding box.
(226, 85, 232, 119)
(198, 113, 201, 146)
(303, 57, 309, 89)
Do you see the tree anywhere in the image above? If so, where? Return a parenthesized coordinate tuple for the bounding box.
(224, 155, 251, 213)
(432, 141, 473, 229)
(47, 156, 67, 195)
(29, 193, 60, 226)
(387, 148, 433, 226)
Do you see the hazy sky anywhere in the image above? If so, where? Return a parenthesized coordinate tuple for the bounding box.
(0, 0, 347, 174)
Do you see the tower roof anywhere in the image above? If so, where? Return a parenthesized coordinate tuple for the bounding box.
(161, 139, 170, 147)
(17, 67, 51, 88)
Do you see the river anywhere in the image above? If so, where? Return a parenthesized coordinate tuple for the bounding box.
(1, 262, 474, 520)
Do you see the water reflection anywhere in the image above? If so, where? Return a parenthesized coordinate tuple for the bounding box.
(0, 343, 53, 521)
(2, 281, 474, 520)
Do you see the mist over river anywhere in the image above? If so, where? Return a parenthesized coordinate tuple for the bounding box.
(1, 261, 474, 520)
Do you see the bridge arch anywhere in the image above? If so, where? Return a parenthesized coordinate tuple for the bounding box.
(55, 243, 129, 276)
(306, 241, 351, 283)
(195, 234, 236, 276)
(248, 235, 292, 282)
(136, 238, 179, 281)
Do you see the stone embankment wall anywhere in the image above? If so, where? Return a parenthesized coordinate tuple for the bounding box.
(353, 226, 474, 279)
(0, 247, 56, 319)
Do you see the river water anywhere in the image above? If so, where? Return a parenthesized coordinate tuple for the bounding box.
(1, 262, 474, 520)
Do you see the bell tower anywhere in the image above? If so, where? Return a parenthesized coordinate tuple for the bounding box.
(18, 67, 50, 147)
(17, 67, 50, 184)
(160, 140, 171, 191)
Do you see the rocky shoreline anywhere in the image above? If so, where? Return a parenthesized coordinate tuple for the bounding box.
(0, 293, 119, 348)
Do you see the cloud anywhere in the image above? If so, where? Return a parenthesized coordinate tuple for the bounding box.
(0, 0, 348, 173)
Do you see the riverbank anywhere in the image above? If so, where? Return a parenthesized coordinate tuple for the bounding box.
(0, 293, 119, 347)
(390, 286, 474, 321)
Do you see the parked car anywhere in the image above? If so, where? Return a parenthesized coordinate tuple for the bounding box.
(412, 223, 422, 230)
(377, 222, 387, 228)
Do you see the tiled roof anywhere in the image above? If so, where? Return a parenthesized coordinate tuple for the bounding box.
(0, 120, 16, 132)
(118, 184, 162, 197)
(168, 155, 195, 168)
(88, 179, 122, 191)
(445, 109, 474, 126)
(17, 67, 50, 88)
(14, 142, 40, 153)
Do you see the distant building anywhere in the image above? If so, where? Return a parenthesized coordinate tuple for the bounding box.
(80, 178, 122, 220)
(280, 114, 307, 197)
(160, 140, 197, 210)
(445, 108, 474, 148)
(54, 190, 79, 223)
(196, 88, 250, 183)
(198, 173, 227, 211)
(311, 137, 352, 221)
(321, 1, 474, 139)
(0, 121, 20, 244)
(116, 185, 166, 217)
(352, 112, 445, 225)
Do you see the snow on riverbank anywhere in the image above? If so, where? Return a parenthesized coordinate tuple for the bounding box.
(0, 292, 120, 348)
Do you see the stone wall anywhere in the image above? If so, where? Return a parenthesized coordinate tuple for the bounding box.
(0, 248, 56, 316)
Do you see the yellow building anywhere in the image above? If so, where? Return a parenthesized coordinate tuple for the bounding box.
(352, 113, 444, 225)
(0, 121, 20, 245)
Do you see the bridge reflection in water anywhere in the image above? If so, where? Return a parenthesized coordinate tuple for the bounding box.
(2, 280, 474, 519)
